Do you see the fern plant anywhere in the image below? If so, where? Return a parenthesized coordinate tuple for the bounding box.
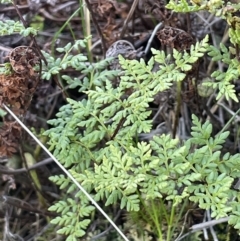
(43, 33, 240, 241)
(166, 0, 240, 102)
(1, 1, 240, 240)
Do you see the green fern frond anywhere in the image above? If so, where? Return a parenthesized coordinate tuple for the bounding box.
(44, 33, 240, 239)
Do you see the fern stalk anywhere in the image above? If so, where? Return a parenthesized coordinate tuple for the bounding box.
(51, 7, 81, 56)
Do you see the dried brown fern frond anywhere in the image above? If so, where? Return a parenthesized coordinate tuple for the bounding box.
(0, 121, 22, 156)
(0, 46, 41, 157)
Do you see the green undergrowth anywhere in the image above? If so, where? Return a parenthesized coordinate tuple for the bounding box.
(43, 34, 240, 240)
(0, 0, 240, 240)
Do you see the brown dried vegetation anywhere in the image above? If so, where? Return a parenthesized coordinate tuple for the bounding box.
(0, 46, 41, 156)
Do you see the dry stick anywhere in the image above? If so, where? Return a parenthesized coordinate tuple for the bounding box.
(3, 104, 129, 241)
(91, 210, 123, 240)
(119, 0, 139, 39)
(172, 81, 182, 139)
(2, 195, 55, 217)
(0, 4, 28, 12)
(110, 117, 125, 140)
(0, 157, 53, 175)
(84, 0, 107, 57)
(39, 8, 80, 22)
(144, 22, 164, 55)
(174, 218, 230, 241)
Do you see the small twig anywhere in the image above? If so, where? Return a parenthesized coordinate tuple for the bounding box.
(110, 118, 125, 140)
(207, 210, 218, 241)
(120, 0, 139, 39)
(152, 102, 166, 122)
(217, 105, 240, 135)
(203, 104, 222, 128)
(0, 4, 28, 12)
(90, 210, 122, 240)
(2, 195, 55, 217)
(175, 217, 229, 241)
(39, 8, 80, 22)
(0, 157, 53, 175)
(0, 46, 12, 52)
(172, 81, 182, 138)
(144, 22, 163, 55)
(217, 103, 240, 122)
(174, 209, 192, 241)
(191, 217, 229, 231)
(84, 0, 107, 57)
